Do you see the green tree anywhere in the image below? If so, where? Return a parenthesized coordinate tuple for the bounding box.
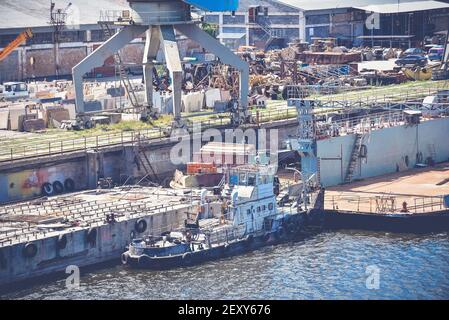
(201, 23, 218, 38)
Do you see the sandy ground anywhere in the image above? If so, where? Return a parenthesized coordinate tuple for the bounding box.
(325, 162, 449, 214)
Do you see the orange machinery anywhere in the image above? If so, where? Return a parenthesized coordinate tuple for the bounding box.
(187, 162, 218, 175)
(0, 28, 33, 62)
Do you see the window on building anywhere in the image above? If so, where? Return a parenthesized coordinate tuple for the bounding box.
(90, 30, 107, 42)
(28, 32, 53, 45)
(248, 7, 257, 23)
(0, 34, 19, 47)
(59, 31, 86, 42)
(268, 203, 274, 211)
(306, 14, 330, 25)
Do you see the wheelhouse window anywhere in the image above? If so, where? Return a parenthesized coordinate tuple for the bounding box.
(248, 173, 256, 186)
(268, 203, 274, 211)
(239, 173, 247, 185)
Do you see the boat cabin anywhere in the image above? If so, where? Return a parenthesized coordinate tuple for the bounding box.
(225, 165, 278, 233)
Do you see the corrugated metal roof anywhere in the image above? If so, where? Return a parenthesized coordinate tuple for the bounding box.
(0, 0, 300, 30)
(0, 0, 128, 30)
(277, 0, 449, 11)
(355, 1, 449, 13)
(234, 0, 301, 12)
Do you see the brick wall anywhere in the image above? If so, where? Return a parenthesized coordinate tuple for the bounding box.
(3, 42, 144, 81)
(58, 47, 87, 76)
(120, 43, 144, 64)
(0, 51, 20, 82)
(26, 49, 56, 78)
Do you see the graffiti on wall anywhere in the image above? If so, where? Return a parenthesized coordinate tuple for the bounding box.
(0, 165, 83, 203)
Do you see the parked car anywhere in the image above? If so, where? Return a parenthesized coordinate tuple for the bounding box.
(372, 47, 384, 60)
(395, 55, 428, 67)
(427, 46, 444, 61)
(402, 48, 426, 57)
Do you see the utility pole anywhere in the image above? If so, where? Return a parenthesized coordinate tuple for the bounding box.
(49, 1, 72, 79)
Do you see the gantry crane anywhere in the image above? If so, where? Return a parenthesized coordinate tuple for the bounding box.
(73, 0, 250, 128)
(0, 29, 33, 62)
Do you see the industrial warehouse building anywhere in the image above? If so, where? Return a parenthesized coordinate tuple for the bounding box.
(203, 0, 304, 49)
(1, 0, 449, 82)
(213, 0, 449, 48)
(0, 0, 141, 83)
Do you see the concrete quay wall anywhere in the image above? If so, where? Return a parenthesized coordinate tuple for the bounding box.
(0, 120, 298, 203)
(0, 204, 189, 289)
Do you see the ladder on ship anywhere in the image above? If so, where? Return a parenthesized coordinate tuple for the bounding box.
(344, 133, 363, 183)
(99, 22, 141, 111)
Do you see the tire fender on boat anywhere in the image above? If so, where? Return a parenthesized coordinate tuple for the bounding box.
(244, 234, 254, 245)
(121, 252, 129, 265)
(276, 227, 285, 239)
(182, 252, 193, 265)
(135, 219, 147, 233)
(57, 234, 68, 250)
(223, 243, 231, 255)
(285, 221, 297, 234)
(23, 242, 38, 258)
(85, 228, 97, 245)
(138, 255, 151, 266)
(263, 233, 271, 242)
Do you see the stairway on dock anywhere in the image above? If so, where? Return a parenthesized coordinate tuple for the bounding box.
(344, 133, 364, 184)
(134, 135, 161, 185)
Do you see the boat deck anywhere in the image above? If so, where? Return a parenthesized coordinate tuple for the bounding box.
(325, 162, 449, 214)
(0, 187, 194, 247)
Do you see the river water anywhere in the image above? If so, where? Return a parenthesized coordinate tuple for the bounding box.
(3, 231, 449, 300)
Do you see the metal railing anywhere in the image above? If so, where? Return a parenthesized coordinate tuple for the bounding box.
(0, 128, 163, 162)
(2, 83, 449, 163)
(99, 9, 195, 25)
(0, 108, 297, 163)
(326, 194, 445, 214)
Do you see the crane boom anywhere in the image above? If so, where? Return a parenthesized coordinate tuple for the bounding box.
(0, 28, 33, 62)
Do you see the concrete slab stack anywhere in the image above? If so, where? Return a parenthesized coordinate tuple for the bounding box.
(0, 109, 9, 129)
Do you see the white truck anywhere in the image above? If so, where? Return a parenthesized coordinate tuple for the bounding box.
(421, 90, 449, 118)
(0, 82, 30, 100)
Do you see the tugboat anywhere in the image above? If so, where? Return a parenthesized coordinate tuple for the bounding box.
(121, 164, 313, 269)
